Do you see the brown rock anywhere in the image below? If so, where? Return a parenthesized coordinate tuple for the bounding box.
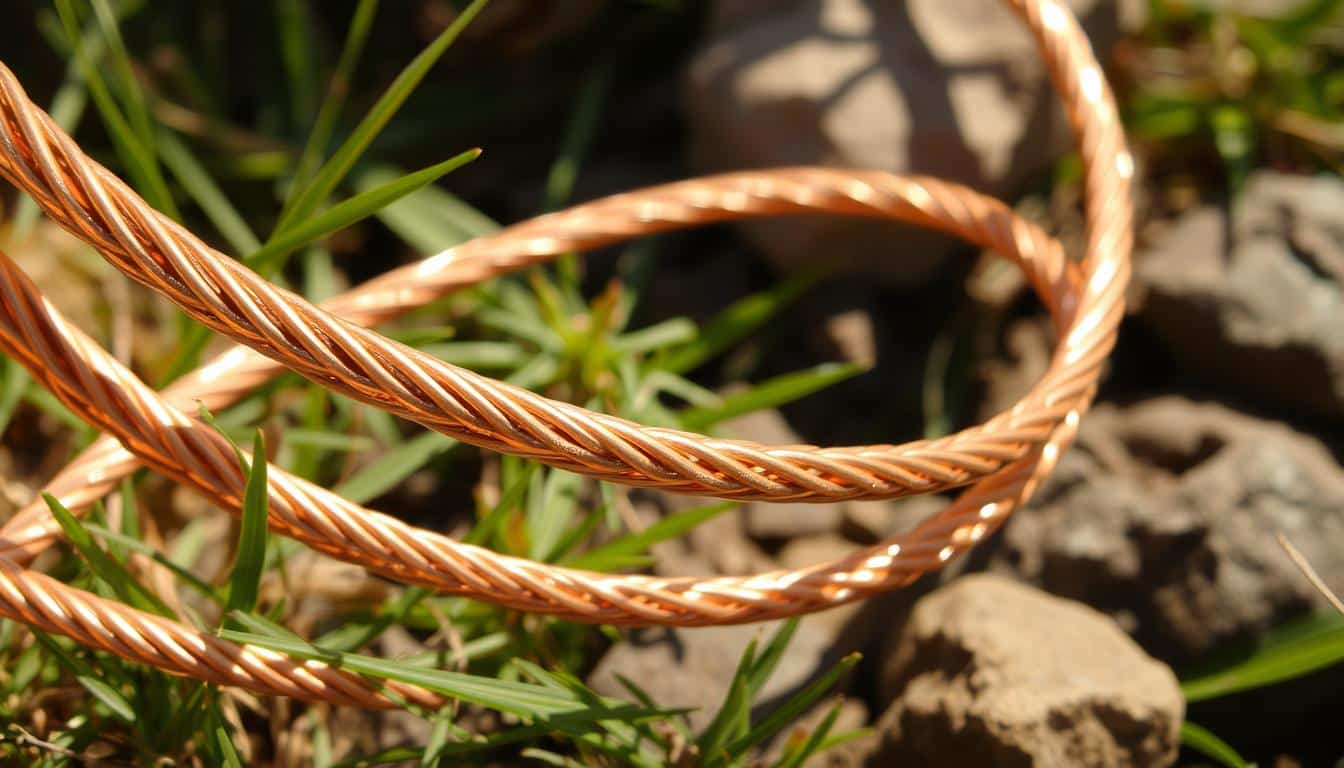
(685, 0, 1132, 283)
(993, 397, 1344, 660)
(873, 574, 1183, 767)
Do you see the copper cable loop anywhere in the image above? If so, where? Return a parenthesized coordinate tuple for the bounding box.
(0, 0, 1131, 706)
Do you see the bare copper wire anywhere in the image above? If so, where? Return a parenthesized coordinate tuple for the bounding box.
(0, 0, 1131, 705)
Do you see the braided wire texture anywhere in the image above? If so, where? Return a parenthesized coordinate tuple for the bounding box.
(3, 80, 1078, 504)
(0, 0, 1132, 705)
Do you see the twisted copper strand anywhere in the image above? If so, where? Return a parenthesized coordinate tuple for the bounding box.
(0, 0, 1132, 706)
(0, 171, 1079, 563)
(0, 82, 1082, 504)
(0, 181, 1073, 623)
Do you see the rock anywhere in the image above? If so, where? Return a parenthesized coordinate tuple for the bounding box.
(841, 495, 946, 542)
(823, 308, 878, 368)
(992, 397, 1344, 661)
(745, 501, 846, 540)
(777, 534, 857, 571)
(684, 0, 1132, 283)
(691, 513, 778, 575)
(587, 617, 841, 732)
(873, 574, 1183, 767)
(976, 315, 1054, 421)
(1137, 171, 1344, 418)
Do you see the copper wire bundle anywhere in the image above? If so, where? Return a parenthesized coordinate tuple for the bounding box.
(0, 0, 1131, 707)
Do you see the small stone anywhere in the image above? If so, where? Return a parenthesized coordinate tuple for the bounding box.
(824, 308, 878, 367)
(777, 534, 856, 571)
(842, 496, 946, 541)
(873, 574, 1183, 767)
(745, 501, 846, 540)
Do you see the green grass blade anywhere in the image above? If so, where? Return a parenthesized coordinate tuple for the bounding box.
(542, 65, 611, 213)
(225, 430, 270, 622)
(772, 699, 843, 768)
(272, 0, 490, 236)
(331, 746, 424, 767)
(1181, 622, 1344, 701)
(681, 362, 869, 431)
(422, 341, 529, 370)
(612, 318, 698, 357)
(721, 653, 862, 762)
(476, 308, 567, 354)
(248, 148, 481, 272)
(313, 586, 430, 652)
(748, 619, 799, 698)
(663, 275, 817, 375)
(335, 432, 460, 505)
(157, 130, 262, 254)
(79, 674, 137, 723)
(43, 493, 173, 618)
(421, 715, 453, 768)
(282, 428, 375, 453)
(275, 0, 319, 129)
(529, 469, 582, 561)
(292, 0, 380, 195)
(219, 628, 646, 720)
(311, 710, 334, 768)
(216, 726, 244, 768)
(543, 502, 606, 564)
(1180, 722, 1250, 768)
(228, 610, 304, 641)
(354, 164, 499, 252)
(55, 0, 179, 218)
(89, 0, 154, 149)
(696, 641, 756, 761)
(466, 462, 537, 546)
(565, 502, 735, 571)
(33, 631, 138, 725)
(83, 522, 223, 603)
(0, 363, 29, 437)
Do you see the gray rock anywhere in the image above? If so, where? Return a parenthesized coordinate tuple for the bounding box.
(587, 618, 840, 732)
(684, 0, 1131, 283)
(1137, 171, 1344, 418)
(992, 397, 1344, 661)
(873, 574, 1183, 767)
(842, 495, 949, 542)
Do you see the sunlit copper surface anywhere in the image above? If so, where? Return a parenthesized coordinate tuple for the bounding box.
(0, 0, 1130, 706)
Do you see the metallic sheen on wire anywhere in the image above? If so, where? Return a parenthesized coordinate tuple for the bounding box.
(0, 0, 1131, 707)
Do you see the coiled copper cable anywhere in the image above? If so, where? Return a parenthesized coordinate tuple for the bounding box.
(0, 0, 1131, 705)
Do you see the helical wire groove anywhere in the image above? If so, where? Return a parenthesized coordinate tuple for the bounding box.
(0, 0, 1131, 706)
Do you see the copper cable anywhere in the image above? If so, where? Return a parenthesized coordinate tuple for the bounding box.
(0, 0, 1131, 704)
(1, 81, 1079, 504)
